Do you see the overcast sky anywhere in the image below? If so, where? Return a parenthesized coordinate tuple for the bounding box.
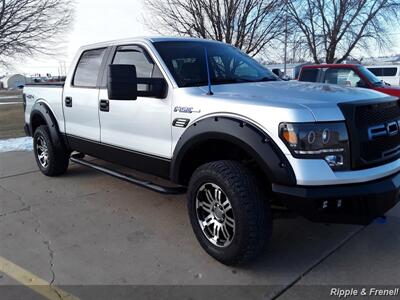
(3, 0, 151, 76)
(2, 0, 400, 76)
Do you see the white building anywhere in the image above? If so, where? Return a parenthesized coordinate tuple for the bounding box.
(0, 74, 26, 89)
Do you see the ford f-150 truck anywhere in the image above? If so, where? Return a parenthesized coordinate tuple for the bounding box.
(23, 37, 400, 265)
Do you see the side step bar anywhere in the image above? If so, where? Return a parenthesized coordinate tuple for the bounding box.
(70, 154, 187, 195)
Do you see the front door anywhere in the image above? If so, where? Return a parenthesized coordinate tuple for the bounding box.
(98, 44, 172, 158)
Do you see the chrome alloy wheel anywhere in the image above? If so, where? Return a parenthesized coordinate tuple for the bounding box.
(195, 183, 235, 247)
(36, 136, 49, 168)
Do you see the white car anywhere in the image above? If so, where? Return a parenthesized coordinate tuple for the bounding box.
(23, 37, 400, 265)
(367, 65, 400, 86)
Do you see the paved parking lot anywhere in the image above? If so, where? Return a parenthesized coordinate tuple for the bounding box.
(0, 151, 399, 299)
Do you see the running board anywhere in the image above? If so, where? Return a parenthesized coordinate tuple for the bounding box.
(70, 155, 187, 195)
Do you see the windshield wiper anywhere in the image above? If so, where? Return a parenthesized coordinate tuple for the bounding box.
(180, 77, 276, 87)
(180, 80, 209, 87)
(212, 78, 249, 84)
(214, 77, 277, 83)
(256, 77, 278, 82)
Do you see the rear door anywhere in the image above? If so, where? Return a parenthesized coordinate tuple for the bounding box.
(63, 48, 108, 141)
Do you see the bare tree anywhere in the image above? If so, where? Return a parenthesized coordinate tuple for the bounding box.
(287, 0, 400, 63)
(0, 0, 74, 66)
(144, 0, 285, 57)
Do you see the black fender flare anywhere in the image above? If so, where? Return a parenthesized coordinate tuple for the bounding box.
(30, 101, 67, 150)
(170, 116, 296, 186)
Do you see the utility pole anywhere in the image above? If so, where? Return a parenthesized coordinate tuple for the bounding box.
(283, 0, 288, 77)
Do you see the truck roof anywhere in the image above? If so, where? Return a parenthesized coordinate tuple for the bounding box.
(302, 64, 362, 69)
(364, 64, 400, 68)
(79, 36, 222, 50)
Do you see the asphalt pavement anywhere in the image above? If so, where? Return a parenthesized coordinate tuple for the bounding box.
(0, 151, 399, 300)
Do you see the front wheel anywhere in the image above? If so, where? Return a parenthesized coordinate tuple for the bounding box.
(187, 160, 272, 265)
(33, 125, 70, 176)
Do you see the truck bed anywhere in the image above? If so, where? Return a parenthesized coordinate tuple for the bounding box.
(23, 84, 65, 134)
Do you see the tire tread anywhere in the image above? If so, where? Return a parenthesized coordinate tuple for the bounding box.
(34, 125, 69, 176)
(188, 160, 272, 265)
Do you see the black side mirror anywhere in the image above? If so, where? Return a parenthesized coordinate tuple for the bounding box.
(137, 78, 168, 99)
(108, 64, 138, 100)
(272, 68, 282, 77)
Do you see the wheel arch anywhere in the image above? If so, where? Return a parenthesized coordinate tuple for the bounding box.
(170, 116, 296, 186)
(30, 101, 68, 150)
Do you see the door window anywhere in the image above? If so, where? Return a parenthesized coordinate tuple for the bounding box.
(299, 69, 320, 82)
(112, 45, 162, 91)
(73, 48, 106, 87)
(113, 46, 155, 78)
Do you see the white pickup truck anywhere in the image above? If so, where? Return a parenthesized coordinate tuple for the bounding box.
(23, 37, 400, 265)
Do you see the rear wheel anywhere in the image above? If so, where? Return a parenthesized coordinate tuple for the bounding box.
(33, 125, 70, 176)
(187, 160, 272, 265)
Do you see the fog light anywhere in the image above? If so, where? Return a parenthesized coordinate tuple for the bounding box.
(324, 155, 344, 167)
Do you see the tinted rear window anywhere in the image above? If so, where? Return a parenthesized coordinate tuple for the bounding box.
(299, 68, 320, 82)
(73, 48, 106, 87)
(367, 68, 382, 76)
(367, 67, 398, 77)
(383, 67, 398, 76)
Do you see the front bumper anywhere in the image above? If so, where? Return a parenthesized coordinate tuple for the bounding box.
(272, 171, 400, 225)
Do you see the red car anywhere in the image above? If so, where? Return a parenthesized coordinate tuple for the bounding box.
(299, 64, 400, 97)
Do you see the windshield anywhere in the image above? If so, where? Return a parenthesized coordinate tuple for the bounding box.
(153, 41, 279, 88)
(358, 66, 384, 87)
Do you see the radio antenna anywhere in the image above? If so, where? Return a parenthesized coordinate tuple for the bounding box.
(204, 47, 213, 95)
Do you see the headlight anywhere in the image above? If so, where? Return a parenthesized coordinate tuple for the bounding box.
(279, 122, 350, 171)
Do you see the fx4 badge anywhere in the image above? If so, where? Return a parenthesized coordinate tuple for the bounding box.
(174, 106, 201, 114)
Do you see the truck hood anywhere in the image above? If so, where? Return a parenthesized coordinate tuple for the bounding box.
(199, 80, 391, 121)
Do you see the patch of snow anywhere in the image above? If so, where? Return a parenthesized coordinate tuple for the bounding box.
(0, 102, 20, 105)
(0, 137, 33, 153)
(0, 96, 21, 99)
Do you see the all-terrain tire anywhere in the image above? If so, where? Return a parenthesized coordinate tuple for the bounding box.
(187, 160, 272, 265)
(33, 125, 70, 176)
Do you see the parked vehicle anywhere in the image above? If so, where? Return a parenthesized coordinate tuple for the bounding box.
(271, 68, 290, 80)
(366, 65, 400, 86)
(23, 38, 400, 265)
(299, 64, 400, 97)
